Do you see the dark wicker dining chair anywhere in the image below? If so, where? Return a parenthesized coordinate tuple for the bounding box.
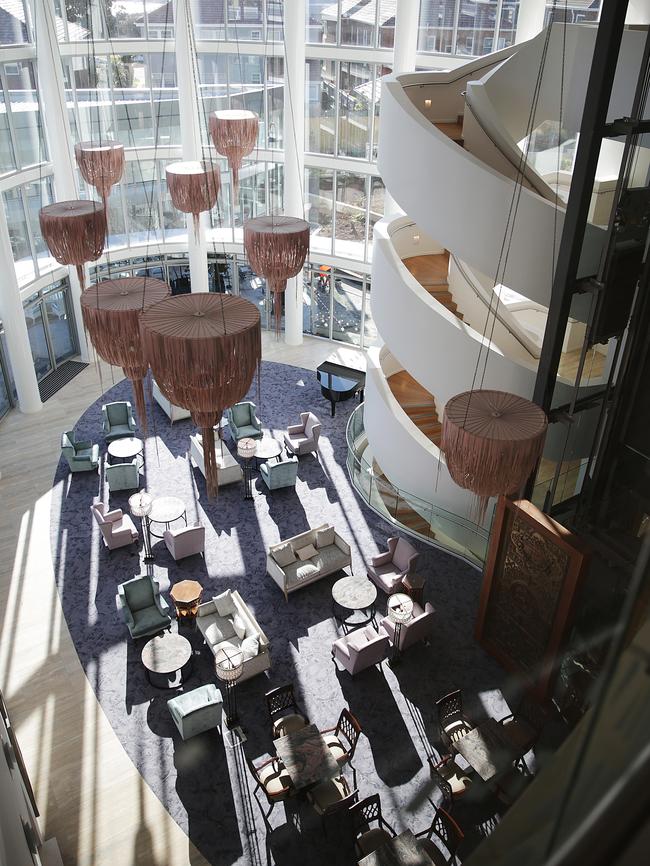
(416, 804, 464, 865)
(265, 682, 309, 740)
(435, 689, 474, 751)
(349, 793, 397, 859)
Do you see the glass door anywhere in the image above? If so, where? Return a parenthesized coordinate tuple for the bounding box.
(24, 300, 52, 381)
(43, 289, 76, 365)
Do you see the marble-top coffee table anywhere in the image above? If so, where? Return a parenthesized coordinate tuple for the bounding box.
(331, 574, 377, 627)
(141, 632, 192, 690)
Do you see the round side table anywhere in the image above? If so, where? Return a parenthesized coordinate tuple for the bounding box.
(170, 579, 203, 623)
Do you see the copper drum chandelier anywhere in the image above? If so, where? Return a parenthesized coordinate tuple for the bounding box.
(140, 294, 261, 498)
(39, 200, 106, 292)
(74, 141, 125, 217)
(209, 109, 259, 196)
(243, 215, 310, 334)
(80, 276, 170, 431)
(441, 390, 548, 519)
(165, 160, 221, 237)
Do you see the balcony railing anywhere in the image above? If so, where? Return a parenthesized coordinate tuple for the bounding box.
(346, 403, 491, 569)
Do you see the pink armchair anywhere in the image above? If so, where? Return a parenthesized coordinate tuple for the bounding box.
(284, 412, 321, 456)
(91, 503, 138, 551)
(163, 524, 205, 561)
(331, 625, 390, 676)
(367, 537, 419, 594)
(379, 601, 435, 651)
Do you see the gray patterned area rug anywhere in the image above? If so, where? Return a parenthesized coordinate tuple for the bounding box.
(50, 360, 513, 866)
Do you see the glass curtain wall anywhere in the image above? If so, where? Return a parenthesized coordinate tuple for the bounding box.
(3, 177, 57, 285)
(417, 0, 520, 55)
(0, 59, 47, 174)
(22, 278, 77, 381)
(306, 1, 396, 47)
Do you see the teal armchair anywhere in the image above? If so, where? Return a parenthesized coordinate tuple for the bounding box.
(116, 575, 171, 640)
(102, 401, 136, 441)
(260, 456, 299, 491)
(105, 459, 139, 492)
(61, 430, 100, 472)
(227, 401, 262, 442)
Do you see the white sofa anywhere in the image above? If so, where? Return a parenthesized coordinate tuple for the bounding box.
(197, 589, 270, 682)
(152, 380, 192, 424)
(267, 523, 352, 601)
(189, 433, 243, 487)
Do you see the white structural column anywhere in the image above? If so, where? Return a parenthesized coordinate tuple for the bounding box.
(283, 0, 306, 346)
(392, 0, 419, 73)
(175, 0, 209, 293)
(0, 206, 42, 413)
(35, 0, 89, 361)
(383, 0, 419, 218)
(515, 0, 547, 43)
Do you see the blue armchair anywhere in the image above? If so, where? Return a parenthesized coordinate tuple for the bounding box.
(102, 401, 136, 441)
(61, 430, 100, 472)
(227, 401, 262, 442)
(116, 575, 171, 640)
(105, 459, 140, 492)
(260, 455, 299, 491)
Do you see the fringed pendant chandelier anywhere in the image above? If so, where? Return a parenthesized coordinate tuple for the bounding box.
(244, 215, 310, 334)
(39, 201, 106, 292)
(209, 109, 259, 196)
(80, 276, 170, 431)
(165, 160, 221, 238)
(74, 141, 125, 218)
(441, 390, 548, 520)
(140, 294, 261, 498)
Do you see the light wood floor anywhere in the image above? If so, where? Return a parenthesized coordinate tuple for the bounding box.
(0, 333, 362, 866)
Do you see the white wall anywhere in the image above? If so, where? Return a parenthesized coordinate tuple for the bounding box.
(0, 713, 42, 866)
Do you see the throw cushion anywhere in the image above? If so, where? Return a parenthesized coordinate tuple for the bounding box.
(123, 579, 153, 612)
(272, 542, 297, 568)
(213, 590, 235, 617)
(314, 526, 335, 548)
(296, 544, 317, 561)
(204, 616, 236, 646)
(241, 635, 260, 660)
(233, 612, 247, 639)
(347, 629, 369, 652)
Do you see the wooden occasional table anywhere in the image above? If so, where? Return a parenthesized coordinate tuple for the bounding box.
(357, 829, 435, 866)
(453, 717, 521, 782)
(170, 580, 203, 621)
(148, 495, 187, 538)
(274, 723, 340, 792)
(401, 573, 425, 608)
(107, 436, 144, 465)
(141, 632, 192, 689)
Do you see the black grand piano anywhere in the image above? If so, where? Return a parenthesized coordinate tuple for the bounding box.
(316, 359, 366, 417)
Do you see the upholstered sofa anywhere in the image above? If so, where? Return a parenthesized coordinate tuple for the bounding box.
(267, 524, 352, 601)
(332, 624, 390, 675)
(152, 380, 191, 424)
(379, 601, 435, 651)
(197, 589, 270, 682)
(189, 433, 243, 487)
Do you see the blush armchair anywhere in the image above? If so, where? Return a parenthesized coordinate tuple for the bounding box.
(367, 536, 419, 594)
(102, 401, 136, 441)
(91, 502, 139, 551)
(227, 401, 262, 442)
(284, 412, 321, 456)
(163, 524, 205, 560)
(61, 430, 100, 472)
(116, 574, 171, 639)
(379, 601, 435, 651)
(331, 625, 390, 676)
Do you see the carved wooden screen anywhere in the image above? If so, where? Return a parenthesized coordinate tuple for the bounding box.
(476, 497, 590, 701)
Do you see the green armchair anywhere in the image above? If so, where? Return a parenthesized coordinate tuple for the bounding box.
(102, 401, 136, 441)
(105, 459, 139, 492)
(260, 455, 299, 491)
(116, 575, 171, 640)
(61, 430, 100, 472)
(227, 401, 262, 442)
